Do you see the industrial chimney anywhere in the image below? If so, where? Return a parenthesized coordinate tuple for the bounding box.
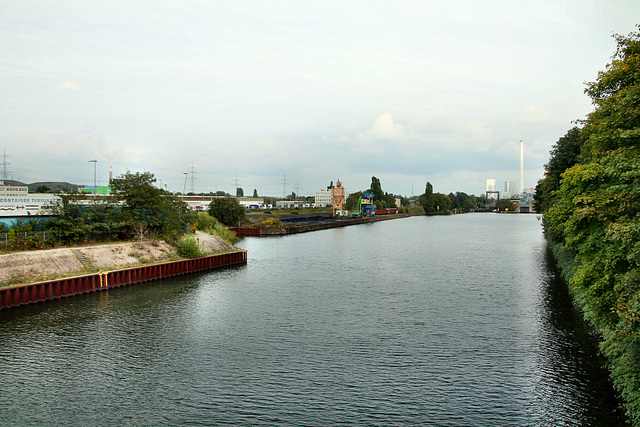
(519, 140, 524, 195)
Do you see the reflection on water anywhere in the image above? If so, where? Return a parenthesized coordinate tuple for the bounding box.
(0, 214, 628, 426)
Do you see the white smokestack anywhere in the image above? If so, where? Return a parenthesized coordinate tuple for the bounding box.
(520, 140, 524, 194)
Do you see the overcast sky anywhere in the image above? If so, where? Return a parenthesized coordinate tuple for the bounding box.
(1, 1, 638, 197)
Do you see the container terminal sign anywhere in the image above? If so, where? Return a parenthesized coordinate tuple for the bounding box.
(0, 195, 58, 217)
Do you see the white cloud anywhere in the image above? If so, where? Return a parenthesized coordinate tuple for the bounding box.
(519, 105, 554, 124)
(1, 1, 638, 196)
(361, 113, 406, 140)
(56, 81, 80, 91)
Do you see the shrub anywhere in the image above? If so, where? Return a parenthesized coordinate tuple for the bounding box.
(195, 212, 219, 232)
(255, 217, 283, 228)
(7, 229, 16, 251)
(176, 235, 204, 258)
(212, 223, 239, 245)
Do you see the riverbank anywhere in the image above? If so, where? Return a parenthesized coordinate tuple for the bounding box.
(233, 211, 424, 236)
(547, 238, 637, 425)
(0, 231, 234, 289)
(0, 250, 247, 310)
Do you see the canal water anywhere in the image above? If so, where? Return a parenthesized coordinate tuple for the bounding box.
(0, 214, 627, 425)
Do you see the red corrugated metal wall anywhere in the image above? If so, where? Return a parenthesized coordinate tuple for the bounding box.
(0, 251, 247, 310)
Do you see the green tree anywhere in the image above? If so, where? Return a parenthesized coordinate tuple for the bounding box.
(385, 192, 397, 209)
(110, 171, 194, 239)
(35, 186, 51, 193)
(455, 192, 476, 212)
(541, 27, 640, 423)
(497, 198, 516, 212)
(448, 193, 461, 212)
(43, 193, 92, 244)
(419, 182, 436, 214)
(345, 191, 363, 211)
(262, 196, 277, 206)
(582, 29, 640, 157)
(534, 127, 583, 214)
(110, 172, 161, 213)
(433, 193, 451, 214)
(369, 176, 384, 207)
(253, 189, 258, 197)
(236, 187, 244, 197)
(208, 196, 246, 226)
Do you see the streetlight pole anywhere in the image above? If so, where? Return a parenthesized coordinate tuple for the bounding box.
(89, 159, 97, 202)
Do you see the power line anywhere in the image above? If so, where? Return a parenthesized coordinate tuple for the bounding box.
(189, 163, 198, 194)
(1, 149, 12, 181)
(295, 180, 302, 200)
(281, 173, 289, 199)
(233, 175, 242, 195)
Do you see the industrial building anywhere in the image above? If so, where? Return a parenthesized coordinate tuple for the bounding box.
(0, 181, 57, 219)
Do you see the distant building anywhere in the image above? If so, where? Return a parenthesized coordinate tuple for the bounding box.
(518, 188, 536, 213)
(315, 187, 349, 208)
(276, 200, 304, 209)
(0, 181, 29, 197)
(236, 197, 264, 210)
(484, 178, 499, 209)
(180, 195, 264, 211)
(80, 185, 112, 195)
(0, 181, 58, 218)
(314, 189, 332, 207)
(332, 181, 346, 216)
(504, 180, 516, 197)
(485, 179, 496, 192)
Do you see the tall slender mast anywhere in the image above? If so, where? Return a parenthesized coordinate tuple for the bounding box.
(519, 140, 524, 195)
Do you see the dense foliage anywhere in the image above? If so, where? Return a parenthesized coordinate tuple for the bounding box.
(208, 196, 246, 226)
(345, 191, 364, 211)
(367, 176, 401, 209)
(195, 212, 239, 244)
(533, 127, 583, 214)
(43, 172, 195, 245)
(420, 182, 436, 213)
(176, 235, 205, 258)
(110, 171, 195, 240)
(537, 28, 640, 424)
(418, 183, 481, 214)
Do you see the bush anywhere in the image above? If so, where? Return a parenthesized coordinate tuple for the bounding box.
(176, 235, 204, 258)
(255, 217, 283, 228)
(212, 223, 239, 245)
(195, 212, 219, 232)
(208, 197, 246, 226)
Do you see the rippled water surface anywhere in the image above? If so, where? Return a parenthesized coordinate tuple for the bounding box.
(0, 214, 627, 425)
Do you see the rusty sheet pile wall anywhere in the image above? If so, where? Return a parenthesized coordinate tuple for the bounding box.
(0, 251, 247, 310)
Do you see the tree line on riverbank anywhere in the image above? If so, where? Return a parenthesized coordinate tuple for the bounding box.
(418, 182, 486, 214)
(1, 171, 488, 251)
(341, 177, 485, 215)
(0, 172, 237, 254)
(534, 27, 640, 425)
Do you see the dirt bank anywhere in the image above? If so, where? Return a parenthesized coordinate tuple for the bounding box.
(0, 231, 234, 287)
